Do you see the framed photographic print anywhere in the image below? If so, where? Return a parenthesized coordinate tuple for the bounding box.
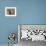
(18, 24, 46, 42)
(5, 7, 16, 16)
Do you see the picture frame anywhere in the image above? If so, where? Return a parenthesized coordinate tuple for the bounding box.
(5, 7, 16, 16)
(18, 24, 46, 42)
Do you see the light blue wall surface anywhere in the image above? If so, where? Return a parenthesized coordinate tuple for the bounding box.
(0, 0, 46, 44)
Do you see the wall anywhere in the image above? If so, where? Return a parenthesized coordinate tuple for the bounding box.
(0, 0, 46, 44)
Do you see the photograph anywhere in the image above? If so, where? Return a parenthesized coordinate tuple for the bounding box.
(5, 7, 16, 16)
(18, 24, 46, 46)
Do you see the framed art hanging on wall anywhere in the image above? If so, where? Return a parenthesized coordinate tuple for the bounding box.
(5, 7, 16, 16)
